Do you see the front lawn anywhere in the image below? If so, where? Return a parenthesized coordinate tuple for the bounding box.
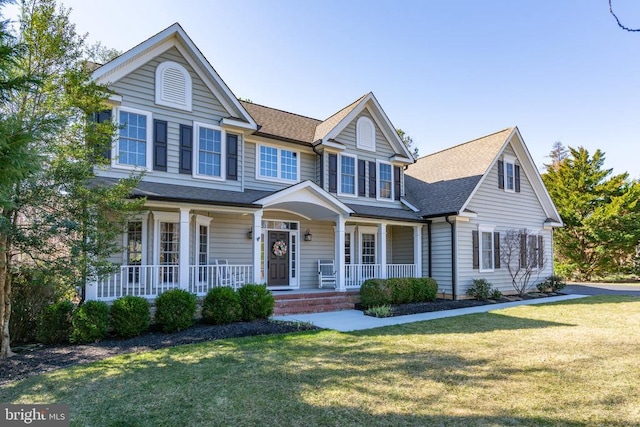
(2, 296, 639, 426)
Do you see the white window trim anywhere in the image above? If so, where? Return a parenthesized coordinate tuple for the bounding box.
(526, 230, 542, 271)
(344, 225, 355, 265)
(113, 106, 153, 171)
(338, 153, 358, 197)
(358, 226, 378, 264)
(122, 212, 149, 266)
(255, 143, 300, 184)
(193, 215, 212, 267)
(193, 121, 226, 181)
(503, 154, 516, 193)
(478, 225, 495, 273)
(152, 212, 180, 265)
(356, 116, 376, 152)
(376, 160, 394, 202)
(155, 61, 193, 111)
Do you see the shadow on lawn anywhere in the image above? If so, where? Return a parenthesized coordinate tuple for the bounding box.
(1, 332, 626, 427)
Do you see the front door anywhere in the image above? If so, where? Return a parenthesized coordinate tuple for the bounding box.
(268, 231, 289, 286)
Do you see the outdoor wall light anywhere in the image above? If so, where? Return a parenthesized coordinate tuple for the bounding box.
(247, 228, 253, 239)
(304, 228, 312, 241)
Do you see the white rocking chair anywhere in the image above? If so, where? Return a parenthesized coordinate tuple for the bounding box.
(214, 259, 244, 289)
(318, 259, 337, 289)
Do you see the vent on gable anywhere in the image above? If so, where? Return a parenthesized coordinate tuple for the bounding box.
(155, 61, 192, 111)
(356, 116, 375, 151)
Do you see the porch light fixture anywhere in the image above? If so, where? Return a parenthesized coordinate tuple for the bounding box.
(247, 228, 253, 239)
(304, 229, 312, 241)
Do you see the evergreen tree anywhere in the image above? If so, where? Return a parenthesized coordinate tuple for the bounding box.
(542, 145, 640, 280)
(0, 0, 142, 358)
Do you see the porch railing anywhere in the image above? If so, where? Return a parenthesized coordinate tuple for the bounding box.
(189, 264, 252, 296)
(95, 264, 252, 300)
(96, 265, 180, 300)
(344, 263, 417, 289)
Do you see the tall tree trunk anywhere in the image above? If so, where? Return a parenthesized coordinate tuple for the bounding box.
(0, 233, 14, 358)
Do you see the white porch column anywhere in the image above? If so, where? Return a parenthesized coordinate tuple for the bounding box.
(413, 225, 423, 278)
(252, 210, 263, 284)
(378, 223, 387, 279)
(85, 280, 98, 301)
(335, 215, 346, 291)
(179, 208, 190, 289)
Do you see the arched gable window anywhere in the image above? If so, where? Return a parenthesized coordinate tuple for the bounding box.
(155, 61, 192, 111)
(356, 116, 375, 151)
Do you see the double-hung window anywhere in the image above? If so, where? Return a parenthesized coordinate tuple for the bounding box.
(195, 123, 224, 179)
(257, 144, 299, 182)
(339, 154, 356, 196)
(479, 225, 495, 272)
(377, 161, 393, 200)
(117, 108, 152, 168)
(498, 155, 520, 192)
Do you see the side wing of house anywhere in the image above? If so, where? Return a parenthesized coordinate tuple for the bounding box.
(455, 131, 561, 295)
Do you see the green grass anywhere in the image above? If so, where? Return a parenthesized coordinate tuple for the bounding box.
(2, 296, 640, 426)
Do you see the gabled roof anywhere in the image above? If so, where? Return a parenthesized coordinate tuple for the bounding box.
(405, 127, 562, 224)
(313, 94, 367, 142)
(92, 23, 257, 130)
(240, 101, 320, 145)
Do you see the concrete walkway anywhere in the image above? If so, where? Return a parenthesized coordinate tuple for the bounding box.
(272, 294, 587, 332)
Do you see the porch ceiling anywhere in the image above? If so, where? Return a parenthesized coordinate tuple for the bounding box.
(265, 201, 342, 221)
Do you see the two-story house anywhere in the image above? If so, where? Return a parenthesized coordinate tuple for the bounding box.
(87, 23, 562, 302)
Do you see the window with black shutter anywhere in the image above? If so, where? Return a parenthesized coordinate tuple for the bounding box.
(368, 161, 376, 198)
(358, 159, 366, 197)
(226, 134, 238, 181)
(179, 124, 192, 174)
(153, 120, 168, 171)
(93, 110, 112, 160)
(394, 166, 401, 200)
(498, 159, 504, 189)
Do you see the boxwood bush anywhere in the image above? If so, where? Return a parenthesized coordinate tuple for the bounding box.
(36, 300, 75, 344)
(110, 295, 150, 338)
(70, 300, 110, 343)
(237, 284, 274, 321)
(360, 277, 438, 308)
(154, 289, 197, 332)
(202, 286, 241, 325)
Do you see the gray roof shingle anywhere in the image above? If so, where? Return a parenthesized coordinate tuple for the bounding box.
(404, 128, 513, 217)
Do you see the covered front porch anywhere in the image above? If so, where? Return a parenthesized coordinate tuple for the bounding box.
(88, 181, 424, 301)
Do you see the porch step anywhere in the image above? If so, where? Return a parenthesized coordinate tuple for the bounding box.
(272, 291, 360, 315)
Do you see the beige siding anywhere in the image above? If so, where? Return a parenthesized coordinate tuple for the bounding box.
(457, 144, 554, 295)
(209, 214, 253, 265)
(390, 225, 414, 264)
(100, 48, 242, 191)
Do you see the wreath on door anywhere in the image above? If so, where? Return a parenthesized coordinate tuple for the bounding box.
(272, 240, 287, 257)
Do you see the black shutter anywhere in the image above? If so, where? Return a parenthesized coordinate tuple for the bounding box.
(472, 230, 479, 269)
(520, 233, 527, 268)
(328, 153, 337, 193)
(498, 160, 504, 189)
(226, 134, 238, 181)
(153, 120, 168, 171)
(494, 232, 501, 269)
(515, 164, 521, 193)
(368, 161, 377, 198)
(538, 235, 544, 269)
(394, 166, 401, 200)
(179, 124, 193, 174)
(94, 110, 112, 160)
(358, 160, 366, 197)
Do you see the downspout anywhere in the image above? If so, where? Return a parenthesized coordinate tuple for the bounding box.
(312, 142, 323, 188)
(427, 220, 432, 278)
(445, 216, 456, 300)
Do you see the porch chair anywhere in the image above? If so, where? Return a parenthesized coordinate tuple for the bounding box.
(214, 259, 244, 290)
(318, 259, 337, 289)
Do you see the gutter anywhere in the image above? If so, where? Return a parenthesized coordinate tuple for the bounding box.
(445, 215, 457, 300)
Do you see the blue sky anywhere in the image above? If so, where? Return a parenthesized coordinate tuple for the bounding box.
(6, 0, 640, 177)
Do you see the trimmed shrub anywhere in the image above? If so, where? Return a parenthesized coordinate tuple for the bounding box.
(415, 277, 438, 302)
(36, 300, 75, 344)
(110, 296, 150, 338)
(237, 284, 274, 321)
(467, 279, 493, 301)
(388, 278, 414, 304)
(489, 288, 503, 300)
(71, 300, 109, 343)
(202, 287, 241, 325)
(155, 289, 197, 333)
(359, 279, 391, 309)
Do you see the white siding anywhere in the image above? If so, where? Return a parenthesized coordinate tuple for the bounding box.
(457, 144, 554, 296)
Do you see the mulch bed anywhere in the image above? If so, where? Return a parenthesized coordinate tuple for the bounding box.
(0, 319, 318, 386)
(358, 292, 565, 317)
